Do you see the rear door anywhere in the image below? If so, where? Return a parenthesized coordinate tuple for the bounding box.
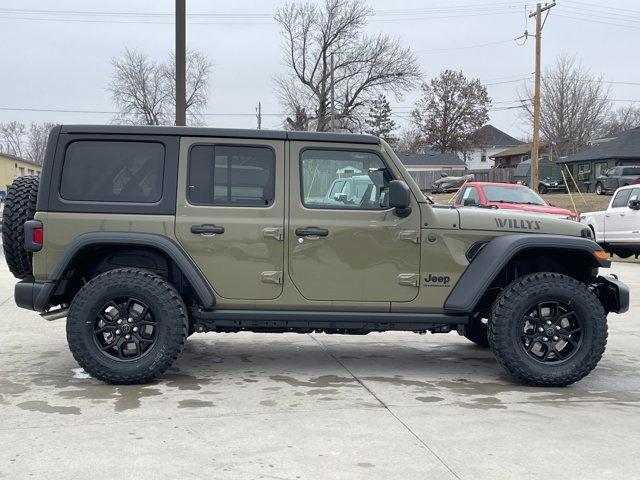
(618, 187, 640, 242)
(175, 137, 285, 300)
(287, 142, 421, 303)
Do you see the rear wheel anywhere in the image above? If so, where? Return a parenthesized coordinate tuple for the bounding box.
(2, 175, 39, 279)
(489, 272, 607, 386)
(66, 268, 188, 384)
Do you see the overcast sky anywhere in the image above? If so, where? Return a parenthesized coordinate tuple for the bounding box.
(0, 0, 638, 139)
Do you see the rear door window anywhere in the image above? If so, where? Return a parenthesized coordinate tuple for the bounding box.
(60, 141, 165, 203)
(188, 145, 275, 207)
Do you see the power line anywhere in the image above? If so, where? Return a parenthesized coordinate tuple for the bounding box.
(414, 38, 516, 53)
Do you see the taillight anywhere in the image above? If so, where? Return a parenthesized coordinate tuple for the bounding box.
(634, 178, 640, 184)
(23, 220, 43, 252)
(33, 227, 43, 245)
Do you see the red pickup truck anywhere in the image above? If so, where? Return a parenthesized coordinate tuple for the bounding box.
(451, 182, 577, 220)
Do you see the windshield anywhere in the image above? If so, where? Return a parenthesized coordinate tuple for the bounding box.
(482, 185, 546, 205)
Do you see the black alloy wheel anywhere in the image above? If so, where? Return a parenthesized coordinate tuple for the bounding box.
(520, 301, 583, 364)
(94, 297, 157, 361)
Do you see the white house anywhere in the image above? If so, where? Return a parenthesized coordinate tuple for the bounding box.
(465, 125, 524, 170)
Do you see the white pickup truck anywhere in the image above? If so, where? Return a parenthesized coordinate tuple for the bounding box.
(580, 184, 640, 258)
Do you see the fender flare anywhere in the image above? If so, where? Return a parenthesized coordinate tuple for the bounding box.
(37, 232, 215, 310)
(444, 234, 609, 314)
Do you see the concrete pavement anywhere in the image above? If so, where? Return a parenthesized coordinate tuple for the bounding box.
(1, 254, 639, 479)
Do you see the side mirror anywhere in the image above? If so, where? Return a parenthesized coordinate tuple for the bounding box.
(629, 199, 640, 210)
(463, 197, 478, 206)
(388, 180, 411, 217)
(333, 192, 348, 203)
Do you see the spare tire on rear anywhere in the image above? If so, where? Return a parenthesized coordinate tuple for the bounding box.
(2, 175, 39, 279)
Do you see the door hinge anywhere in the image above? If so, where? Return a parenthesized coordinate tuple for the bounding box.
(262, 227, 284, 241)
(261, 271, 283, 285)
(398, 230, 420, 244)
(397, 273, 419, 287)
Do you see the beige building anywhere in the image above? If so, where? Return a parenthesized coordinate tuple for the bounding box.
(1, 153, 42, 195)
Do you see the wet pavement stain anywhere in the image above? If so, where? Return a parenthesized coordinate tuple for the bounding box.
(416, 396, 444, 403)
(163, 373, 212, 391)
(269, 375, 358, 388)
(306, 388, 340, 396)
(357, 463, 375, 468)
(17, 400, 80, 415)
(260, 400, 277, 407)
(361, 376, 436, 389)
(58, 384, 163, 412)
(178, 399, 215, 409)
(0, 379, 28, 395)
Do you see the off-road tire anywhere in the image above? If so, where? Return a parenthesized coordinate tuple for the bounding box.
(2, 175, 39, 279)
(595, 182, 603, 195)
(489, 272, 607, 387)
(464, 319, 490, 348)
(66, 268, 188, 384)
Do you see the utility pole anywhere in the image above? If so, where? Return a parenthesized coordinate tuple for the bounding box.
(330, 52, 335, 132)
(256, 102, 262, 130)
(529, 2, 555, 192)
(175, 0, 186, 126)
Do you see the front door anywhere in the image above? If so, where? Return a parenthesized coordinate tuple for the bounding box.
(605, 187, 631, 243)
(175, 137, 285, 300)
(287, 142, 421, 303)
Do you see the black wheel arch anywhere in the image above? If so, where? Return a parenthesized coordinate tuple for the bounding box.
(42, 232, 215, 310)
(445, 234, 608, 315)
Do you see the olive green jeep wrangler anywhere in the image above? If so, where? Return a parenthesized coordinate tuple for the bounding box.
(2, 125, 629, 386)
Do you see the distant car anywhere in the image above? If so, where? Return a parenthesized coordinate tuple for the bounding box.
(594, 165, 640, 195)
(581, 184, 640, 258)
(452, 182, 577, 220)
(513, 159, 566, 194)
(307, 174, 385, 209)
(431, 173, 474, 193)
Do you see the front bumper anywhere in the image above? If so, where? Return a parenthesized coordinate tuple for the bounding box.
(593, 275, 630, 314)
(14, 280, 55, 312)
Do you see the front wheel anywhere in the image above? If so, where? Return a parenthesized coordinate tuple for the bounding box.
(66, 268, 188, 384)
(538, 184, 548, 194)
(489, 272, 607, 387)
(595, 182, 603, 195)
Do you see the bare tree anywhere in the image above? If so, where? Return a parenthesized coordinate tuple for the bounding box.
(522, 54, 610, 155)
(163, 50, 212, 125)
(275, 0, 420, 132)
(108, 48, 212, 126)
(395, 127, 425, 155)
(0, 121, 26, 158)
(600, 105, 640, 137)
(411, 70, 491, 154)
(0, 121, 56, 164)
(26, 122, 56, 164)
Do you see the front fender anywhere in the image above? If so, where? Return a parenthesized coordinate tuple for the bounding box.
(444, 234, 609, 313)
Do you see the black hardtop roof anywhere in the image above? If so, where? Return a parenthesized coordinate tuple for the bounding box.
(59, 125, 380, 145)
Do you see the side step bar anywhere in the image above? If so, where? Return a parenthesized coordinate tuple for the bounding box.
(191, 309, 469, 333)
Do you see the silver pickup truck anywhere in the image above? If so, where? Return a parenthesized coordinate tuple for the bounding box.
(581, 184, 640, 258)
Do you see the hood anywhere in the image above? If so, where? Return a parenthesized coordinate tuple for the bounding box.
(457, 206, 586, 237)
(486, 202, 576, 218)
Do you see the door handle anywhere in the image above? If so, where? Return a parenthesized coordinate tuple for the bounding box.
(295, 227, 329, 237)
(191, 224, 225, 235)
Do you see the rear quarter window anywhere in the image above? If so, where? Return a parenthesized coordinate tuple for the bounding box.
(60, 141, 165, 203)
